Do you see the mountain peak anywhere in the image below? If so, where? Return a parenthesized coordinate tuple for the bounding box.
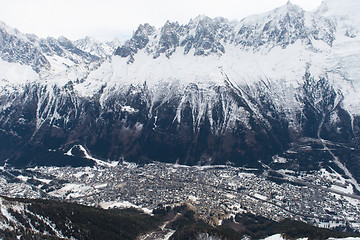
(0, 21, 21, 36)
(83, 36, 96, 42)
(74, 36, 116, 58)
(241, 1, 304, 27)
(286, 1, 295, 7)
(188, 15, 217, 27)
(275, 0, 303, 14)
(191, 14, 211, 22)
(58, 36, 71, 43)
(134, 23, 156, 37)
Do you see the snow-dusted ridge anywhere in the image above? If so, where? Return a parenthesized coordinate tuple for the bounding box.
(65, 145, 119, 167)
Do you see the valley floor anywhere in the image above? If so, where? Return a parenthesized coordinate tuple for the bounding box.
(0, 160, 360, 233)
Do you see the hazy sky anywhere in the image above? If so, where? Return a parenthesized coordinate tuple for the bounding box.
(0, 0, 323, 41)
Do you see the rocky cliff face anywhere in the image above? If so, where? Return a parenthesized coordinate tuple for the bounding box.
(0, 1, 360, 183)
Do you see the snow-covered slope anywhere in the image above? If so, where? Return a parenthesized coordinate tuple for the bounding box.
(0, 0, 359, 186)
(315, 0, 360, 114)
(0, 21, 100, 74)
(0, 58, 39, 93)
(317, 0, 360, 23)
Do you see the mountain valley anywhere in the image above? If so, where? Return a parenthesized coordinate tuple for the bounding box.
(1, 0, 360, 239)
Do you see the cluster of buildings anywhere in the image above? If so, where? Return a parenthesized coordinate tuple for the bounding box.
(0, 161, 359, 231)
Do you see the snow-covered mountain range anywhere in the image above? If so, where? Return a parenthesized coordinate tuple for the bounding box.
(0, 0, 360, 185)
(74, 36, 120, 58)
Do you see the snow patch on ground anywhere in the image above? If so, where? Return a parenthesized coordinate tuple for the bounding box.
(99, 200, 137, 209)
(121, 105, 138, 114)
(48, 183, 92, 199)
(16, 175, 30, 182)
(188, 195, 200, 203)
(263, 234, 285, 240)
(99, 200, 153, 215)
(34, 177, 52, 184)
(272, 155, 288, 163)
